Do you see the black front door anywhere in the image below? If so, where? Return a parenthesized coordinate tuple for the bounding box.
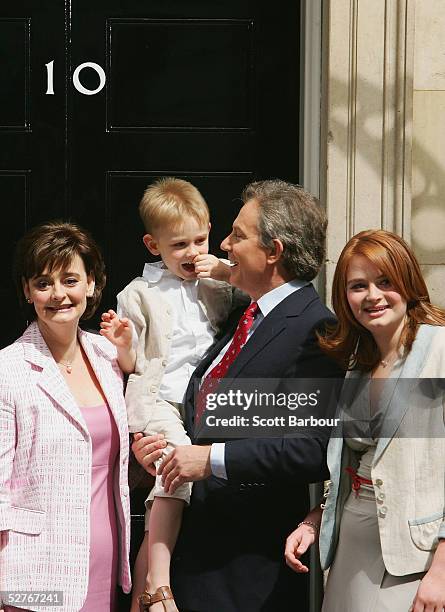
(1, 0, 300, 346)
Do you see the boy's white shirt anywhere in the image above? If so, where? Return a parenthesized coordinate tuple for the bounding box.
(119, 261, 215, 403)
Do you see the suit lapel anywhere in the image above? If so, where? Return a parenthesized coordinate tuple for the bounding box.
(226, 285, 317, 378)
(22, 323, 89, 435)
(225, 309, 287, 378)
(374, 324, 438, 464)
(22, 323, 125, 440)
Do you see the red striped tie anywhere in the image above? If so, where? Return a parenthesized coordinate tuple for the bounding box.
(195, 301, 259, 423)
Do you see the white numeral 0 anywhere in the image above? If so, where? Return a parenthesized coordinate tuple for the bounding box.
(72, 62, 106, 95)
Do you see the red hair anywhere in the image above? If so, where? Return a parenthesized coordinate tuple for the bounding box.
(319, 230, 445, 371)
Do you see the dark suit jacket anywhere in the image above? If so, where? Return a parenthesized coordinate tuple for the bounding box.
(172, 284, 343, 612)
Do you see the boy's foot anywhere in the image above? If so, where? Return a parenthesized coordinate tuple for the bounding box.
(138, 586, 179, 612)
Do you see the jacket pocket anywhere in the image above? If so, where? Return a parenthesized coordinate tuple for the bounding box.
(408, 511, 444, 551)
(10, 506, 46, 535)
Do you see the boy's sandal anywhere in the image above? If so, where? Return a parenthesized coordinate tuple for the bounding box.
(138, 586, 177, 611)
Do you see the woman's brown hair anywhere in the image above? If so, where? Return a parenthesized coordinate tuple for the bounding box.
(319, 229, 445, 371)
(13, 221, 106, 322)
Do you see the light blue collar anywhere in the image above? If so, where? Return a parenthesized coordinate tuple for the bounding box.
(256, 279, 307, 317)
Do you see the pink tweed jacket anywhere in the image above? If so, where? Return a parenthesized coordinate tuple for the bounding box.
(0, 322, 132, 611)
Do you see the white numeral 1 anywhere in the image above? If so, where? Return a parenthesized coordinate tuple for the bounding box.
(45, 60, 54, 95)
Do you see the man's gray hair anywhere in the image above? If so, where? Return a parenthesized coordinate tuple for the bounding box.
(242, 179, 327, 281)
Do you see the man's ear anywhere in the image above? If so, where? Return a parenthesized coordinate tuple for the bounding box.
(266, 238, 284, 264)
(143, 234, 160, 256)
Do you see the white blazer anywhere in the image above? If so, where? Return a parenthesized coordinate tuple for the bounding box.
(0, 323, 132, 611)
(320, 324, 445, 576)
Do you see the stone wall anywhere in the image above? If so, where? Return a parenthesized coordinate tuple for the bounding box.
(323, 0, 445, 307)
(412, 0, 445, 306)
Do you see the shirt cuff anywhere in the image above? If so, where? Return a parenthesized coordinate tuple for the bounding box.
(210, 443, 227, 480)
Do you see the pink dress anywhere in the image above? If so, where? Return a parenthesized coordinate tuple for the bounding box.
(79, 403, 120, 612)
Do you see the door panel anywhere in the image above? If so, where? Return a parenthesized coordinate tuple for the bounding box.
(108, 19, 254, 130)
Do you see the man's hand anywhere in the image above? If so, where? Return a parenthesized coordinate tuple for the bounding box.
(159, 445, 212, 494)
(131, 433, 167, 476)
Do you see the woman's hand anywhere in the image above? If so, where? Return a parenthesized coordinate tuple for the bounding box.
(193, 254, 230, 281)
(284, 523, 318, 573)
(411, 540, 445, 611)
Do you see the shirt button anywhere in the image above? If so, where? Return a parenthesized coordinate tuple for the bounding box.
(377, 492, 385, 501)
(375, 478, 383, 486)
(150, 385, 157, 393)
(166, 333, 172, 340)
(379, 506, 387, 517)
(161, 359, 167, 367)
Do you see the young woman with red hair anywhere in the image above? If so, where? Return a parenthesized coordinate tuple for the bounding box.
(285, 229, 445, 612)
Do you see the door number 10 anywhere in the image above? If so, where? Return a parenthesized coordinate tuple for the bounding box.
(45, 60, 106, 96)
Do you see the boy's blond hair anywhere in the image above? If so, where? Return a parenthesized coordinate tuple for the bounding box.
(139, 177, 210, 233)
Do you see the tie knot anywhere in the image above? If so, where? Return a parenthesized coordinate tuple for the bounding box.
(245, 301, 259, 319)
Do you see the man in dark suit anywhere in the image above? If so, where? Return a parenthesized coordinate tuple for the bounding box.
(134, 180, 343, 611)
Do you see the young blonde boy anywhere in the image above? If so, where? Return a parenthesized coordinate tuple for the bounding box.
(102, 178, 246, 611)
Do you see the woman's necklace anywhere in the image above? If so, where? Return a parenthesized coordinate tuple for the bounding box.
(56, 346, 78, 374)
(57, 359, 73, 374)
(379, 350, 398, 368)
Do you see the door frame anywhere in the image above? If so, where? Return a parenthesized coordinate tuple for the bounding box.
(300, 3, 325, 611)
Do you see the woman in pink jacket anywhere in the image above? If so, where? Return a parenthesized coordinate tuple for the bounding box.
(0, 222, 133, 612)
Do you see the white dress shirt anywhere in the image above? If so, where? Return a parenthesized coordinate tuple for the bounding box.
(209, 279, 308, 478)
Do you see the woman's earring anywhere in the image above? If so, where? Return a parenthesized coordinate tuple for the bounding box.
(27, 298, 33, 304)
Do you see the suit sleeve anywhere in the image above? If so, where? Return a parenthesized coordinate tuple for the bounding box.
(0, 363, 16, 531)
(117, 286, 150, 365)
(224, 349, 343, 485)
(224, 436, 329, 484)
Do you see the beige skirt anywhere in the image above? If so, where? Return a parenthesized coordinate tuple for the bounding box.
(322, 489, 424, 612)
